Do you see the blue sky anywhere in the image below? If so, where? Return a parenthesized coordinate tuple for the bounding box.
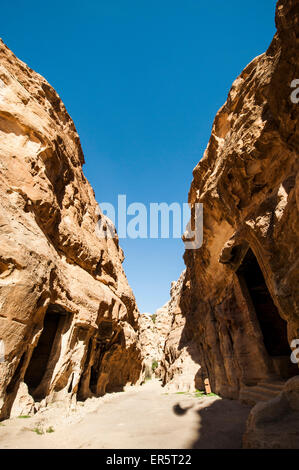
(2, 1, 276, 313)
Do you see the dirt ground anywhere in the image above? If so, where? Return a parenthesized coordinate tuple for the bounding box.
(0, 380, 251, 449)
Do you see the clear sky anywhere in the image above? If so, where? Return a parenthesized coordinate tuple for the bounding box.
(2, 1, 276, 313)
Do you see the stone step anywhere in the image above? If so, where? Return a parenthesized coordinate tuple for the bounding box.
(239, 381, 285, 406)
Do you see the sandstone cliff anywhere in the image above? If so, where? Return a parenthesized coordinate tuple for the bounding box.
(0, 39, 143, 419)
(160, 0, 299, 409)
(138, 313, 160, 379)
(138, 271, 202, 392)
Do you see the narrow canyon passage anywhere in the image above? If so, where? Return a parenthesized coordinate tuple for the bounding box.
(0, 380, 250, 449)
(24, 305, 67, 400)
(236, 249, 299, 380)
(0, 0, 298, 450)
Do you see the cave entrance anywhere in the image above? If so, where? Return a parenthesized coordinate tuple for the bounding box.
(237, 248, 298, 379)
(24, 305, 66, 399)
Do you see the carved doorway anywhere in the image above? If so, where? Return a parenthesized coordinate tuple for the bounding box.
(237, 248, 298, 379)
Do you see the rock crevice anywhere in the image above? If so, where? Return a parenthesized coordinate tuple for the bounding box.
(0, 39, 143, 419)
(159, 0, 299, 399)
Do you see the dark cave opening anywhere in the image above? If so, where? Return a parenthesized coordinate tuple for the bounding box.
(237, 248, 298, 378)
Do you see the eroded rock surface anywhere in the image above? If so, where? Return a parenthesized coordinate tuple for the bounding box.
(138, 303, 173, 379)
(243, 376, 299, 448)
(138, 313, 159, 378)
(138, 272, 201, 388)
(0, 39, 142, 419)
(161, 0, 299, 410)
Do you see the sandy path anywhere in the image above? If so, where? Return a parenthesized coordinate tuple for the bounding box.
(0, 380, 250, 449)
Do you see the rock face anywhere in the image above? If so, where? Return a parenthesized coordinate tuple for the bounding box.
(161, 0, 299, 406)
(155, 271, 202, 392)
(138, 272, 200, 387)
(138, 313, 159, 378)
(243, 376, 299, 448)
(0, 39, 142, 419)
(138, 304, 173, 379)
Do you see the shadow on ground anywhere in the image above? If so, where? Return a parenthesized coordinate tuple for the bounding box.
(173, 397, 251, 449)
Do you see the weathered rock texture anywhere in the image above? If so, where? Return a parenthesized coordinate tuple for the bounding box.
(0, 39, 142, 419)
(161, 0, 299, 407)
(243, 376, 299, 448)
(138, 314, 158, 378)
(155, 271, 202, 392)
(138, 273, 200, 386)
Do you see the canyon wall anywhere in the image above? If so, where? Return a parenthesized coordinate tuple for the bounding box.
(161, 0, 299, 404)
(0, 39, 143, 419)
(155, 271, 203, 392)
(138, 314, 160, 379)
